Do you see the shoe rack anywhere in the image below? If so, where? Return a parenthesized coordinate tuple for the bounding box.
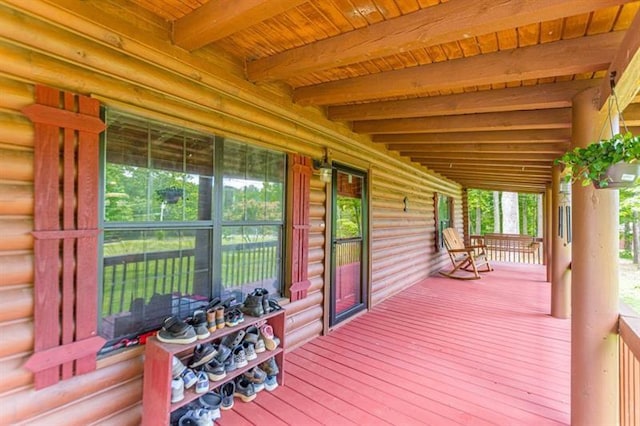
(141, 309, 285, 426)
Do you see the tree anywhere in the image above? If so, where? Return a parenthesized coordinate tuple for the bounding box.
(620, 185, 640, 265)
(501, 192, 519, 234)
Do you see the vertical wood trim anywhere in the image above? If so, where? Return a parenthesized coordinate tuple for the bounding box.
(288, 154, 312, 302)
(434, 193, 441, 252)
(22, 85, 105, 389)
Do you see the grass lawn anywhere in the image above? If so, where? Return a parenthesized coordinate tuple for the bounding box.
(620, 258, 640, 313)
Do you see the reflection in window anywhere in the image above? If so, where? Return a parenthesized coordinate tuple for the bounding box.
(101, 112, 285, 344)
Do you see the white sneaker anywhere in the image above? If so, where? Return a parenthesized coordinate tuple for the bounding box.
(171, 377, 184, 403)
(195, 371, 209, 394)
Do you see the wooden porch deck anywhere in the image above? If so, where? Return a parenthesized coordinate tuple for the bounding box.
(219, 263, 570, 426)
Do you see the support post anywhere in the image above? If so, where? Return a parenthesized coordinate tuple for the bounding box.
(551, 166, 571, 318)
(545, 185, 552, 281)
(571, 87, 619, 426)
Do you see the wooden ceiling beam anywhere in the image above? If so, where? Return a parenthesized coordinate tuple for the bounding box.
(374, 129, 571, 144)
(173, 0, 307, 51)
(247, 0, 633, 82)
(354, 109, 571, 134)
(434, 174, 550, 184)
(329, 80, 599, 121)
(394, 142, 566, 153)
(294, 32, 623, 105)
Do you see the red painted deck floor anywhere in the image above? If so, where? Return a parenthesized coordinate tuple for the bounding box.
(219, 263, 571, 426)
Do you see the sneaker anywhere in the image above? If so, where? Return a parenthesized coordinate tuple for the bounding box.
(259, 357, 279, 377)
(171, 377, 184, 403)
(242, 341, 257, 361)
(189, 343, 217, 368)
(213, 343, 232, 363)
(234, 377, 256, 403)
(219, 381, 235, 410)
(243, 366, 267, 392)
(198, 392, 222, 422)
(254, 338, 266, 353)
(181, 368, 198, 389)
(243, 325, 260, 345)
(192, 310, 210, 340)
(223, 353, 236, 372)
(233, 345, 248, 368)
(180, 409, 212, 426)
(203, 358, 226, 382)
(268, 298, 283, 312)
(172, 356, 187, 378)
(224, 310, 239, 327)
(195, 370, 209, 394)
(157, 316, 197, 345)
(264, 375, 278, 391)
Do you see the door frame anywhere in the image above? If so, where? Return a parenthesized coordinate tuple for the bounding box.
(328, 163, 369, 327)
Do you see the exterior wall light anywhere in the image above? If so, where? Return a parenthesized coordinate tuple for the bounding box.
(313, 155, 332, 183)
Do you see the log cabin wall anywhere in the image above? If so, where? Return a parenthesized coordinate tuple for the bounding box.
(0, 1, 460, 423)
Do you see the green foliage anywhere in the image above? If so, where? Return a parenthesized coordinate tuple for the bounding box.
(335, 197, 362, 239)
(554, 132, 640, 187)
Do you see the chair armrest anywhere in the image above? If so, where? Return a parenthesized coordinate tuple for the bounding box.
(447, 248, 473, 253)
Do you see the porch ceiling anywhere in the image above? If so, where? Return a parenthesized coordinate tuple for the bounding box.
(131, 0, 640, 193)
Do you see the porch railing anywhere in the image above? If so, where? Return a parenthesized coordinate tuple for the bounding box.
(102, 241, 279, 317)
(470, 233, 543, 264)
(619, 305, 640, 425)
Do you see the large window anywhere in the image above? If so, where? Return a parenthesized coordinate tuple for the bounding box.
(100, 110, 285, 343)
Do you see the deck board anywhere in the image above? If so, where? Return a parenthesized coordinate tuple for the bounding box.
(219, 263, 570, 425)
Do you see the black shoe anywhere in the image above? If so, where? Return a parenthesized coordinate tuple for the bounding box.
(189, 343, 216, 368)
(157, 316, 197, 345)
(220, 381, 235, 410)
(241, 293, 264, 317)
(233, 377, 256, 403)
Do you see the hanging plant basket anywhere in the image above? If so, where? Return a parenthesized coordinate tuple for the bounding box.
(554, 132, 640, 189)
(593, 161, 640, 189)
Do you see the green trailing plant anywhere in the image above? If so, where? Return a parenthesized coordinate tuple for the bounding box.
(554, 132, 640, 187)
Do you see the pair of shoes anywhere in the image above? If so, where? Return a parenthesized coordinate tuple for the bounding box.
(219, 381, 235, 410)
(243, 366, 267, 392)
(241, 288, 270, 317)
(225, 309, 244, 327)
(243, 325, 265, 353)
(178, 407, 215, 426)
(260, 324, 280, 350)
(157, 316, 197, 345)
(189, 343, 217, 368)
(233, 376, 256, 403)
(259, 357, 279, 377)
(206, 306, 224, 333)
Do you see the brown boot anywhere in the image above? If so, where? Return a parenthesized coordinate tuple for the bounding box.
(215, 306, 225, 329)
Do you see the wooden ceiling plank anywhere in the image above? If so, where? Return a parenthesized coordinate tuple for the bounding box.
(173, 0, 308, 50)
(419, 160, 552, 168)
(374, 129, 571, 143)
(247, 0, 633, 81)
(394, 142, 567, 153)
(294, 31, 624, 105)
(432, 172, 550, 182)
(329, 79, 599, 120)
(409, 152, 557, 160)
(598, 6, 640, 110)
(354, 108, 571, 134)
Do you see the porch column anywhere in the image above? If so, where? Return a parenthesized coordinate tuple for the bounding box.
(551, 165, 571, 318)
(571, 87, 619, 426)
(545, 185, 553, 282)
(461, 187, 469, 244)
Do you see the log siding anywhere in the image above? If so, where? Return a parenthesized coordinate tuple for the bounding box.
(0, 1, 460, 423)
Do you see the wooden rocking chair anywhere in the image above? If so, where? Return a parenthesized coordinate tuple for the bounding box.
(440, 228, 493, 280)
